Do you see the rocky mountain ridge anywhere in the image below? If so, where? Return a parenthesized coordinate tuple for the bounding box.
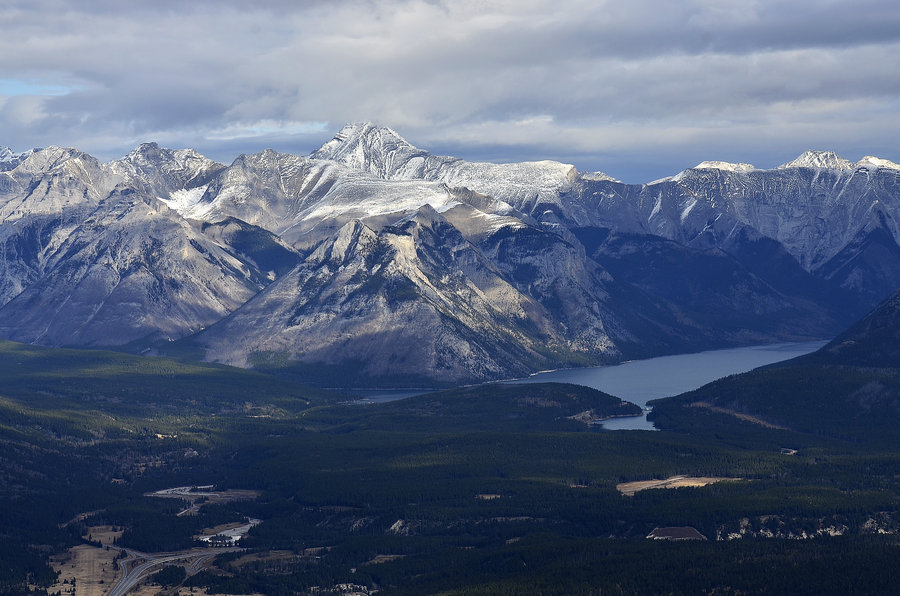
(1, 125, 898, 384)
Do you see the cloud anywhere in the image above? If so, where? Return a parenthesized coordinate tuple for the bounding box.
(1, 0, 899, 181)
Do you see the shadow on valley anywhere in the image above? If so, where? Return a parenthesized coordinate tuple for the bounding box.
(1, 329, 900, 594)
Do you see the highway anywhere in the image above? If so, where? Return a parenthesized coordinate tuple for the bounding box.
(108, 546, 240, 596)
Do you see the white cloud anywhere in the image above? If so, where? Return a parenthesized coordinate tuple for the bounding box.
(204, 120, 330, 141)
(1, 0, 899, 181)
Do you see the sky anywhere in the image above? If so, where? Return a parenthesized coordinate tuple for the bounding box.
(2, 0, 900, 183)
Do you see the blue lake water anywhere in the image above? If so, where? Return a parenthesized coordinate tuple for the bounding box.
(352, 341, 828, 429)
(350, 390, 428, 404)
(508, 341, 828, 430)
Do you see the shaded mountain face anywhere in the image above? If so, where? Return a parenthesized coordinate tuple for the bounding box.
(649, 288, 900, 443)
(195, 210, 565, 382)
(1, 124, 899, 383)
(580, 162, 900, 306)
(816, 290, 900, 368)
(316, 124, 900, 314)
(0, 147, 290, 350)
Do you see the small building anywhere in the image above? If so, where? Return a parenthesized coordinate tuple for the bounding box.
(646, 526, 707, 541)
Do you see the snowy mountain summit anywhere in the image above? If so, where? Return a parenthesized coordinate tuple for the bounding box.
(773, 149, 900, 172)
(693, 161, 757, 172)
(311, 122, 428, 179)
(0, 124, 899, 384)
(0, 146, 39, 171)
(778, 150, 856, 170)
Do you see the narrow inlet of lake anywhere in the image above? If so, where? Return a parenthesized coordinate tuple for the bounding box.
(507, 341, 828, 430)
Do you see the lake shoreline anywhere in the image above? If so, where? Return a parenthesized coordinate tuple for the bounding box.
(349, 340, 831, 431)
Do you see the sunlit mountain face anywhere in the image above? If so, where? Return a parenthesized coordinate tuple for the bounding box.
(1, 124, 898, 384)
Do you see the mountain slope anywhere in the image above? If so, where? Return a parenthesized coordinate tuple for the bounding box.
(1, 126, 899, 385)
(649, 289, 900, 442)
(314, 124, 900, 315)
(192, 207, 606, 384)
(815, 290, 900, 368)
(311, 122, 585, 224)
(0, 147, 293, 349)
(583, 156, 900, 309)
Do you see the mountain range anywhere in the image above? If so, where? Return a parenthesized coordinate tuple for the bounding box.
(2, 123, 899, 385)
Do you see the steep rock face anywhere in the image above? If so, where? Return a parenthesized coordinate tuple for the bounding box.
(0, 147, 39, 172)
(108, 142, 226, 198)
(172, 150, 347, 235)
(0, 191, 265, 348)
(578, 155, 900, 311)
(314, 127, 900, 311)
(0, 148, 283, 349)
(586, 155, 900, 271)
(169, 148, 483, 250)
(0, 147, 117, 219)
(0, 147, 120, 306)
(577, 227, 845, 346)
(474, 224, 621, 356)
(312, 122, 584, 224)
(194, 209, 575, 383)
(311, 122, 430, 179)
(816, 211, 900, 307)
(2, 125, 899, 385)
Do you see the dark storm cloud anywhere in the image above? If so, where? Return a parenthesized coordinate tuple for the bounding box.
(2, 0, 899, 181)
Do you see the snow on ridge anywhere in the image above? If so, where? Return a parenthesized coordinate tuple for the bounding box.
(648, 151, 899, 183)
(312, 122, 415, 160)
(299, 177, 458, 223)
(0, 146, 39, 167)
(775, 151, 900, 172)
(694, 161, 756, 173)
(580, 171, 621, 183)
(777, 150, 855, 170)
(160, 185, 213, 220)
(857, 156, 900, 171)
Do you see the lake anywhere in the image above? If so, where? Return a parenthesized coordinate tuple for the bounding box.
(508, 341, 828, 430)
(352, 341, 828, 428)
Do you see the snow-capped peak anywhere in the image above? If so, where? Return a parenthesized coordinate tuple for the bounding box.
(312, 122, 420, 161)
(777, 150, 855, 170)
(309, 122, 430, 181)
(122, 142, 215, 169)
(581, 171, 621, 183)
(693, 161, 756, 173)
(0, 146, 39, 171)
(856, 156, 900, 171)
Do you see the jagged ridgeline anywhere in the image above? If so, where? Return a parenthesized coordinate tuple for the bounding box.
(2, 124, 900, 384)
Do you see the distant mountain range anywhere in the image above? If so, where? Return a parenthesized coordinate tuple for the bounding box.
(2, 123, 900, 384)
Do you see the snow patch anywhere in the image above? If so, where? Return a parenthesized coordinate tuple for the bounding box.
(778, 151, 854, 170)
(581, 171, 621, 183)
(857, 156, 900, 170)
(160, 185, 213, 220)
(694, 161, 756, 173)
(680, 197, 698, 222)
(300, 178, 457, 223)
